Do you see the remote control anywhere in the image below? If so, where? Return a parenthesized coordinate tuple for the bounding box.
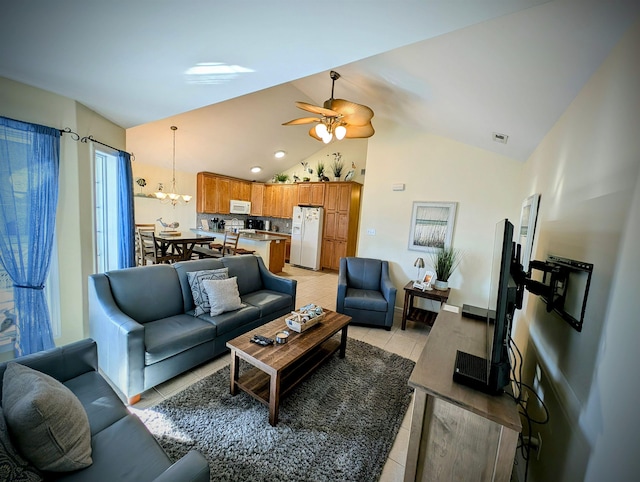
(251, 335, 274, 346)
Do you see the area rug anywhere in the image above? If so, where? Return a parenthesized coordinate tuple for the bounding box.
(136, 338, 415, 482)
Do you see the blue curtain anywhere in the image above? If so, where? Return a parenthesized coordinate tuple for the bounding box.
(117, 150, 135, 268)
(0, 116, 60, 356)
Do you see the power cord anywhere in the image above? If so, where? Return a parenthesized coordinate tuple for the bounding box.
(506, 335, 549, 482)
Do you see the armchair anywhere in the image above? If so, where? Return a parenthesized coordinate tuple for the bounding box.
(336, 257, 397, 330)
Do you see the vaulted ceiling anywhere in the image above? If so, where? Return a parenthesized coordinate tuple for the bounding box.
(1, 1, 638, 181)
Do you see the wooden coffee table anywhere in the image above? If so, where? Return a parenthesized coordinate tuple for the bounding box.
(226, 309, 351, 426)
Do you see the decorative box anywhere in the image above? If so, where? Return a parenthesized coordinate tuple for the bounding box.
(285, 304, 325, 333)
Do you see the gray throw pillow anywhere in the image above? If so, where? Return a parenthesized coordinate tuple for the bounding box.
(0, 407, 42, 481)
(202, 276, 243, 316)
(2, 363, 92, 472)
(187, 267, 229, 316)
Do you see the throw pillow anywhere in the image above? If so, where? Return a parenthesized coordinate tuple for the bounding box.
(187, 267, 229, 316)
(0, 407, 43, 481)
(2, 363, 92, 472)
(202, 276, 243, 316)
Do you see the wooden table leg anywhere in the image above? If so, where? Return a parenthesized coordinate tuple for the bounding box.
(230, 349, 239, 395)
(339, 325, 348, 358)
(268, 371, 281, 426)
(402, 290, 411, 330)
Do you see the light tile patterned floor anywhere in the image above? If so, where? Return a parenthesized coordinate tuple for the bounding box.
(131, 263, 432, 481)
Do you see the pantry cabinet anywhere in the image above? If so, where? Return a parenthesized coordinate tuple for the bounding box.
(321, 182, 361, 270)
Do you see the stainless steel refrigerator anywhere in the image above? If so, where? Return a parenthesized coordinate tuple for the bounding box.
(290, 206, 324, 270)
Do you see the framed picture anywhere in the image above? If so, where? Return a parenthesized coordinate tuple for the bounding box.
(408, 201, 457, 252)
(518, 193, 540, 273)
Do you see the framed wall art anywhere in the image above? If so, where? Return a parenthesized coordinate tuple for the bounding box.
(517, 193, 541, 273)
(408, 201, 457, 252)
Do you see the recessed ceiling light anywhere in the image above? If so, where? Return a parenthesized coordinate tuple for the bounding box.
(250, 166, 262, 173)
(274, 150, 286, 159)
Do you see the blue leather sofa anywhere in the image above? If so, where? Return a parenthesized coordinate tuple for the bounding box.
(336, 257, 397, 330)
(0, 338, 210, 481)
(88, 255, 296, 402)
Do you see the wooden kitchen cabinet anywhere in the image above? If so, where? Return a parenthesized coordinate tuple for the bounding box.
(250, 183, 265, 216)
(197, 172, 251, 214)
(321, 182, 362, 270)
(280, 184, 297, 219)
(297, 182, 325, 206)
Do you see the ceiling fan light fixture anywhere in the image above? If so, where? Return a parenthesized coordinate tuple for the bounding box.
(315, 123, 328, 137)
(322, 132, 333, 144)
(335, 124, 347, 140)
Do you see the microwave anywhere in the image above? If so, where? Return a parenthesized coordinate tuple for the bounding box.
(229, 199, 251, 214)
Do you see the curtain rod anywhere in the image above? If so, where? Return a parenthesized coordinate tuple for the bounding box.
(59, 128, 135, 160)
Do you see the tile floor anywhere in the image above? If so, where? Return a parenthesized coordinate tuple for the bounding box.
(131, 263, 432, 482)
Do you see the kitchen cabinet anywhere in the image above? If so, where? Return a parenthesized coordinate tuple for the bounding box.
(297, 182, 325, 206)
(263, 183, 298, 218)
(196, 172, 251, 214)
(250, 183, 265, 216)
(321, 182, 361, 270)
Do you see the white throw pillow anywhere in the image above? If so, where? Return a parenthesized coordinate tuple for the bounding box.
(187, 267, 229, 316)
(202, 277, 243, 316)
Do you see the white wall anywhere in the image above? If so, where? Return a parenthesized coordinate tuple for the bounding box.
(279, 138, 368, 184)
(357, 124, 523, 309)
(513, 20, 640, 482)
(0, 76, 126, 346)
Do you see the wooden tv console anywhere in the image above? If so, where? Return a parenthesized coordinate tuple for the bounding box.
(404, 308, 522, 482)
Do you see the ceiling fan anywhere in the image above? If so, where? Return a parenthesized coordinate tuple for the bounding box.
(283, 70, 374, 143)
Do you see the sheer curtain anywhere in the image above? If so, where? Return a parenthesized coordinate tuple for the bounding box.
(117, 150, 135, 268)
(0, 116, 60, 356)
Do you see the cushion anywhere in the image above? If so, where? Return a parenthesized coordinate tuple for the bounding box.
(2, 363, 92, 472)
(202, 276, 243, 316)
(0, 407, 42, 481)
(187, 267, 229, 316)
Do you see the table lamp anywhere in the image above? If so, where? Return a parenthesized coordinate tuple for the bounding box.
(413, 257, 425, 287)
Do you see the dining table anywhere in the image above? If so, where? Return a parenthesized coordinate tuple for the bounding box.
(154, 231, 217, 261)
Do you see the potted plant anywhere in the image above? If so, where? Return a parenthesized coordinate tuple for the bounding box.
(329, 152, 344, 181)
(273, 173, 289, 183)
(430, 246, 462, 290)
(316, 162, 326, 181)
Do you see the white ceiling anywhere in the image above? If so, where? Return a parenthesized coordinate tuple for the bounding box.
(1, 0, 638, 181)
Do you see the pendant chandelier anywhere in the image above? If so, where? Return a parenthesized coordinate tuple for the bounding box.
(154, 126, 192, 206)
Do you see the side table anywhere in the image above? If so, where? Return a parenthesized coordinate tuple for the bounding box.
(401, 281, 450, 330)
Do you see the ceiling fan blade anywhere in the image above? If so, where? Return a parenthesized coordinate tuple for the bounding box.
(328, 99, 374, 126)
(344, 123, 375, 139)
(282, 117, 321, 126)
(295, 101, 340, 117)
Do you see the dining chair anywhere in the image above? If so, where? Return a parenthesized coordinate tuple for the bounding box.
(135, 224, 156, 266)
(220, 232, 240, 256)
(138, 230, 180, 264)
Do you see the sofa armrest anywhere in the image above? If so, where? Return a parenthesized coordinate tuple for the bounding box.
(256, 256, 297, 299)
(88, 273, 145, 399)
(152, 450, 210, 482)
(380, 262, 397, 305)
(336, 257, 348, 313)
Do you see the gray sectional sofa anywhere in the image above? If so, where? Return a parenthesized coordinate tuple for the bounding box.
(0, 338, 209, 481)
(88, 254, 296, 402)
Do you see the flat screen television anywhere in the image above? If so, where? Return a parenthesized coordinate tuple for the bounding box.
(454, 219, 518, 394)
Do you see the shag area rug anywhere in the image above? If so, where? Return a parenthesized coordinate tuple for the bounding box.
(137, 338, 415, 482)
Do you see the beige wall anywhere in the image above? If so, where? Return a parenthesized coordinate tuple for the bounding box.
(0, 76, 126, 346)
(131, 161, 196, 231)
(513, 21, 640, 482)
(357, 123, 523, 309)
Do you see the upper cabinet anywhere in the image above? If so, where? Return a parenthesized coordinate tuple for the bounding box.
(196, 172, 251, 214)
(297, 182, 325, 206)
(250, 183, 265, 216)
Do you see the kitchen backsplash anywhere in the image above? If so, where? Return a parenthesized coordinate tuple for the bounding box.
(195, 213, 292, 235)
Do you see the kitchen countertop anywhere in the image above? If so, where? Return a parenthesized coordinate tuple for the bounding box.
(190, 228, 289, 242)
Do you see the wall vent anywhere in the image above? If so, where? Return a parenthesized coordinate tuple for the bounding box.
(492, 132, 509, 144)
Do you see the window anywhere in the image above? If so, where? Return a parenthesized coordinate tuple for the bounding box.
(94, 150, 120, 273)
